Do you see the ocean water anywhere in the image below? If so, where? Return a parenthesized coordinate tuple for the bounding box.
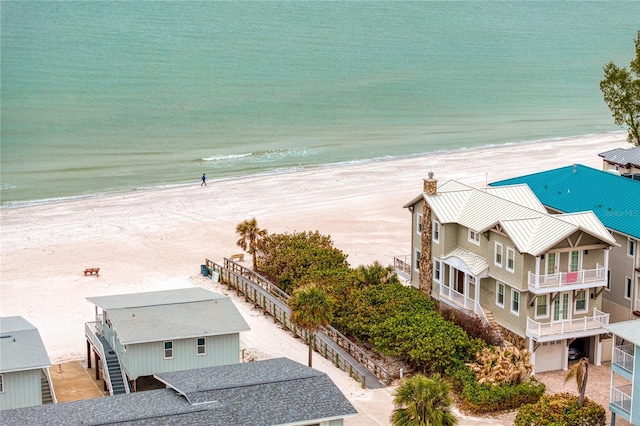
(1, 1, 639, 206)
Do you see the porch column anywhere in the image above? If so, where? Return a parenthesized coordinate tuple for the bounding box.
(475, 276, 480, 314)
(595, 335, 602, 366)
(535, 256, 541, 288)
(464, 275, 470, 309)
(562, 340, 569, 371)
(529, 339, 536, 373)
(604, 248, 610, 277)
(87, 340, 92, 369)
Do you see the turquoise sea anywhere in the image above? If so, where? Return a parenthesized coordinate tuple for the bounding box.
(1, 1, 639, 206)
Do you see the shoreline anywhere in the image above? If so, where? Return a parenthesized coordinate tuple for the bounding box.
(1, 132, 631, 425)
(0, 131, 630, 364)
(0, 131, 626, 209)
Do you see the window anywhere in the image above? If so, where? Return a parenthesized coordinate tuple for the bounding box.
(414, 250, 421, 271)
(468, 229, 480, 245)
(494, 243, 503, 267)
(434, 260, 441, 282)
(496, 282, 505, 308)
(575, 290, 587, 313)
(570, 250, 580, 272)
(606, 270, 611, 291)
(432, 221, 440, 243)
(164, 341, 173, 359)
(511, 289, 520, 315)
(0, 373, 3, 393)
(626, 277, 632, 299)
(535, 295, 548, 318)
(506, 247, 515, 272)
(416, 213, 423, 235)
(629, 239, 636, 258)
(197, 338, 206, 355)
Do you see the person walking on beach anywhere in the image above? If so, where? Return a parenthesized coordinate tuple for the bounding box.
(201, 173, 207, 186)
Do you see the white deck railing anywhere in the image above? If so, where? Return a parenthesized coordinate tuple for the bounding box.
(611, 384, 632, 414)
(613, 344, 635, 373)
(528, 265, 604, 289)
(440, 286, 474, 311)
(526, 309, 609, 338)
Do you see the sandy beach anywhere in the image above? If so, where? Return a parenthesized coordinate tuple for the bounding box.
(0, 132, 630, 424)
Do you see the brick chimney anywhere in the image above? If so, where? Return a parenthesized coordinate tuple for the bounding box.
(419, 172, 437, 297)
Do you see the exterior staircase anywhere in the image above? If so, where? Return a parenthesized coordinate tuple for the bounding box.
(98, 336, 127, 395)
(40, 370, 53, 404)
(482, 307, 505, 345)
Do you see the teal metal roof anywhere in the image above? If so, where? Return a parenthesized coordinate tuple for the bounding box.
(491, 164, 640, 238)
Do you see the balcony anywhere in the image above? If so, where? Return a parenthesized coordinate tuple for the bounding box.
(613, 344, 635, 374)
(393, 255, 411, 279)
(610, 384, 632, 414)
(526, 309, 609, 341)
(528, 265, 605, 294)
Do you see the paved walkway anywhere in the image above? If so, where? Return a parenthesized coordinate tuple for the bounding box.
(50, 360, 105, 403)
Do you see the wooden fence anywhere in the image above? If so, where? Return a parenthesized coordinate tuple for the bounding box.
(205, 258, 390, 387)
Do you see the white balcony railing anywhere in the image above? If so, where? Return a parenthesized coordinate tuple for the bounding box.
(527, 309, 609, 339)
(611, 384, 632, 414)
(528, 265, 604, 290)
(439, 286, 474, 311)
(613, 344, 635, 373)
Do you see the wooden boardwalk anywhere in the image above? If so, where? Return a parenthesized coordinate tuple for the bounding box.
(205, 258, 389, 389)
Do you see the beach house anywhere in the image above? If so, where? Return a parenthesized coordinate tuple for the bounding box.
(604, 320, 640, 426)
(0, 316, 55, 410)
(490, 164, 640, 325)
(403, 176, 618, 373)
(84, 287, 250, 394)
(599, 146, 640, 178)
(0, 357, 358, 425)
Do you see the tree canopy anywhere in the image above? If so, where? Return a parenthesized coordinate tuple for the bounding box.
(288, 284, 334, 367)
(600, 30, 640, 146)
(235, 217, 267, 271)
(392, 374, 457, 426)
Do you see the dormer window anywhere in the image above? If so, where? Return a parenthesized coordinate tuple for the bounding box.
(468, 229, 480, 246)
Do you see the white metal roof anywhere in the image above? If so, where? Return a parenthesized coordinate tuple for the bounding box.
(605, 320, 640, 345)
(420, 180, 617, 256)
(441, 248, 489, 276)
(0, 316, 51, 373)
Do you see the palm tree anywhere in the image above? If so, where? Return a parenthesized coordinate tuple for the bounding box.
(235, 217, 267, 271)
(288, 284, 334, 367)
(565, 356, 589, 407)
(392, 374, 457, 426)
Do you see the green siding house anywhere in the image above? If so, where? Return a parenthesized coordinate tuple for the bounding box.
(84, 287, 250, 394)
(404, 177, 618, 373)
(0, 316, 55, 410)
(491, 164, 640, 325)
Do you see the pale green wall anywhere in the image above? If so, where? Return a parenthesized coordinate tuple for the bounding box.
(0, 369, 42, 410)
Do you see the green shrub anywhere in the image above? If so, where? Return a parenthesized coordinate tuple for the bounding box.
(515, 393, 606, 426)
(449, 363, 545, 414)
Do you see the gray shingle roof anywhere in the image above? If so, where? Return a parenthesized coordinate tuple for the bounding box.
(87, 288, 250, 343)
(0, 358, 358, 425)
(599, 146, 640, 168)
(0, 316, 51, 373)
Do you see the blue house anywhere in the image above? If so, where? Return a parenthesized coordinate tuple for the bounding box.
(0, 316, 55, 410)
(491, 164, 640, 326)
(84, 287, 250, 394)
(605, 320, 640, 426)
(0, 358, 358, 425)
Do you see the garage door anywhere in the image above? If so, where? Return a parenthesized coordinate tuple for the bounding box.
(535, 340, 564, 373)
